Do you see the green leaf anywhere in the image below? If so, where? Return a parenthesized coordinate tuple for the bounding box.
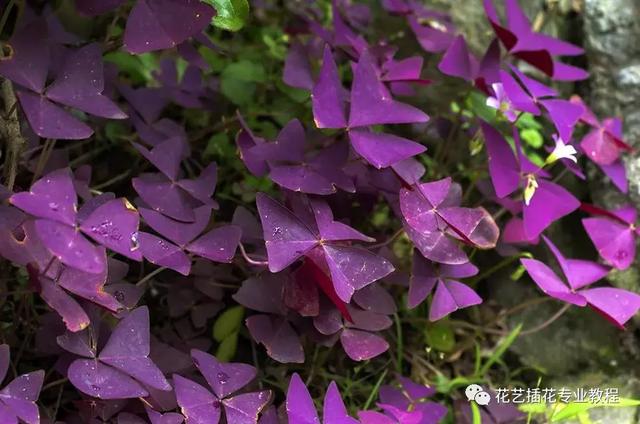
(220, 78, 256, 105)
(551, 403, 596, 422)
(261, 26, 288, 60)
(425, 321, 456, 352)
(470, 401, 482, 424)
(616, 398, 640, 407)
(223, 60, 265, 83)
(528, 152, 545, 167)
(469, 134, 484, 156)
(473, 342, 482, 375)
(551, 398, 640, 422)
(215, 331, 239, 362)
(175, 57, 189, 82)
(204, 0, 250, 31)
(520, 128, 543, 148)
(104, 122, 128, 142)
(577, 412, 593, 424)
(204, 132, 232, 160)
(515, 113, 542, 130)
(478, 323, 522, 376)
(104, 52, 157, 84)
(212, 306, 244, 342)
(518, 402, 547, 414)
(277, 79, 310, 103)
(467, 91, 496, 123)
(199, 46, 227, 72)
(435, 375, 484, 394)
(371, 204, 391, 229)
(220, 60, 265, 105)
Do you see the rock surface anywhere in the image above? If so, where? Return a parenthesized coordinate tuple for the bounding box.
(583, 0, 640, 292)
(489, 273, 621, 376)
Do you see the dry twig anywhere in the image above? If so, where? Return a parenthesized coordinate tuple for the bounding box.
(1, 76, 26, 191)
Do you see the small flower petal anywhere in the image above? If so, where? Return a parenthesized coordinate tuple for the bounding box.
(546, 135, 578, 164)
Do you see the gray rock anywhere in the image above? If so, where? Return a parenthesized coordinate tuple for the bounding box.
(508, 306, 621, 376)
(427, 0, 557, 54)
(428, 0, 493, 52)
(488, 273, 622, 376)
(584, 0, 640, 200)
(583, 0, 640, 291)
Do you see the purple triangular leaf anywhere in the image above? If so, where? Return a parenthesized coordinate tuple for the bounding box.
(123, 0, 214, 54)
(68, 359, 149, 399)
(99, 307, 171, 391)
(191, 349, 256, 399)
(256, 193, 318, 273)
(80, 198, 143, 261)
(349, 50, 428, 127)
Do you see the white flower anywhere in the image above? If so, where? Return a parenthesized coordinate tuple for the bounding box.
(546, 136, 578, 164)
(486, 83, 517, 122)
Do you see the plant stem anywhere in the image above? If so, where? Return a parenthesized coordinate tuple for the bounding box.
(68, 143, 112, 167)
(0, 0, 18, 35)
(42, 377, 68, 392)
(394, 313, 403, 373)
(468, 253, 528, 285)
(362, 368, 388, 410)
(305, 345, 320, 386)
(447, 302, 571, 337)
(92, 169, 132, 190)
(0, 68, 26, 191)
(369, 228, 404, 249)
(238, 243, 269, 267)
(136, 266, 167, 287)
(519, 303, 570, 336)
(31, 139, 56, 185)
(552, 167, 570, 183)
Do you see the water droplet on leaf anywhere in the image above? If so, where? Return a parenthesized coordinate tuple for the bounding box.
(217, 372, 229, 384)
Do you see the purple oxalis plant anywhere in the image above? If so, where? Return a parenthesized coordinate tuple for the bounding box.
(409, 251, 481, 321)
(286, 373, 359, 424)
(0, 345, 44, 424)
(311, 46, 428, 169)
(238, 118, 354, 195)
(256, 193, 394, 304)
(137, 203, 241, 276)
(9, 168, 142, 274)
(481, 121, 579, 241)
(0, 25, 127, 140)
(174, 350, 271, 423)
(570, 95, 632, 193)
(580, 203, 640, 271)
(313, 303, 392, 361)
(132, 137, 219, 222)
(59, 306, 171, 399)
(521, 236, 640, 328)
(400, 176, 499, 264)
(0, 0, 639, 422)
(234, 273, 305, 364)
(76, 0, 214, 55)
(483, 0, 587, 81)
(358, 376, 447, 423)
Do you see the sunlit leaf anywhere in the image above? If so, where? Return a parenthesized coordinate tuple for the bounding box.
(204, 0, 250, 31)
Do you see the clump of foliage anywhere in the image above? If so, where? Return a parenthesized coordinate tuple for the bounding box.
(0, 0, 637, 423)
